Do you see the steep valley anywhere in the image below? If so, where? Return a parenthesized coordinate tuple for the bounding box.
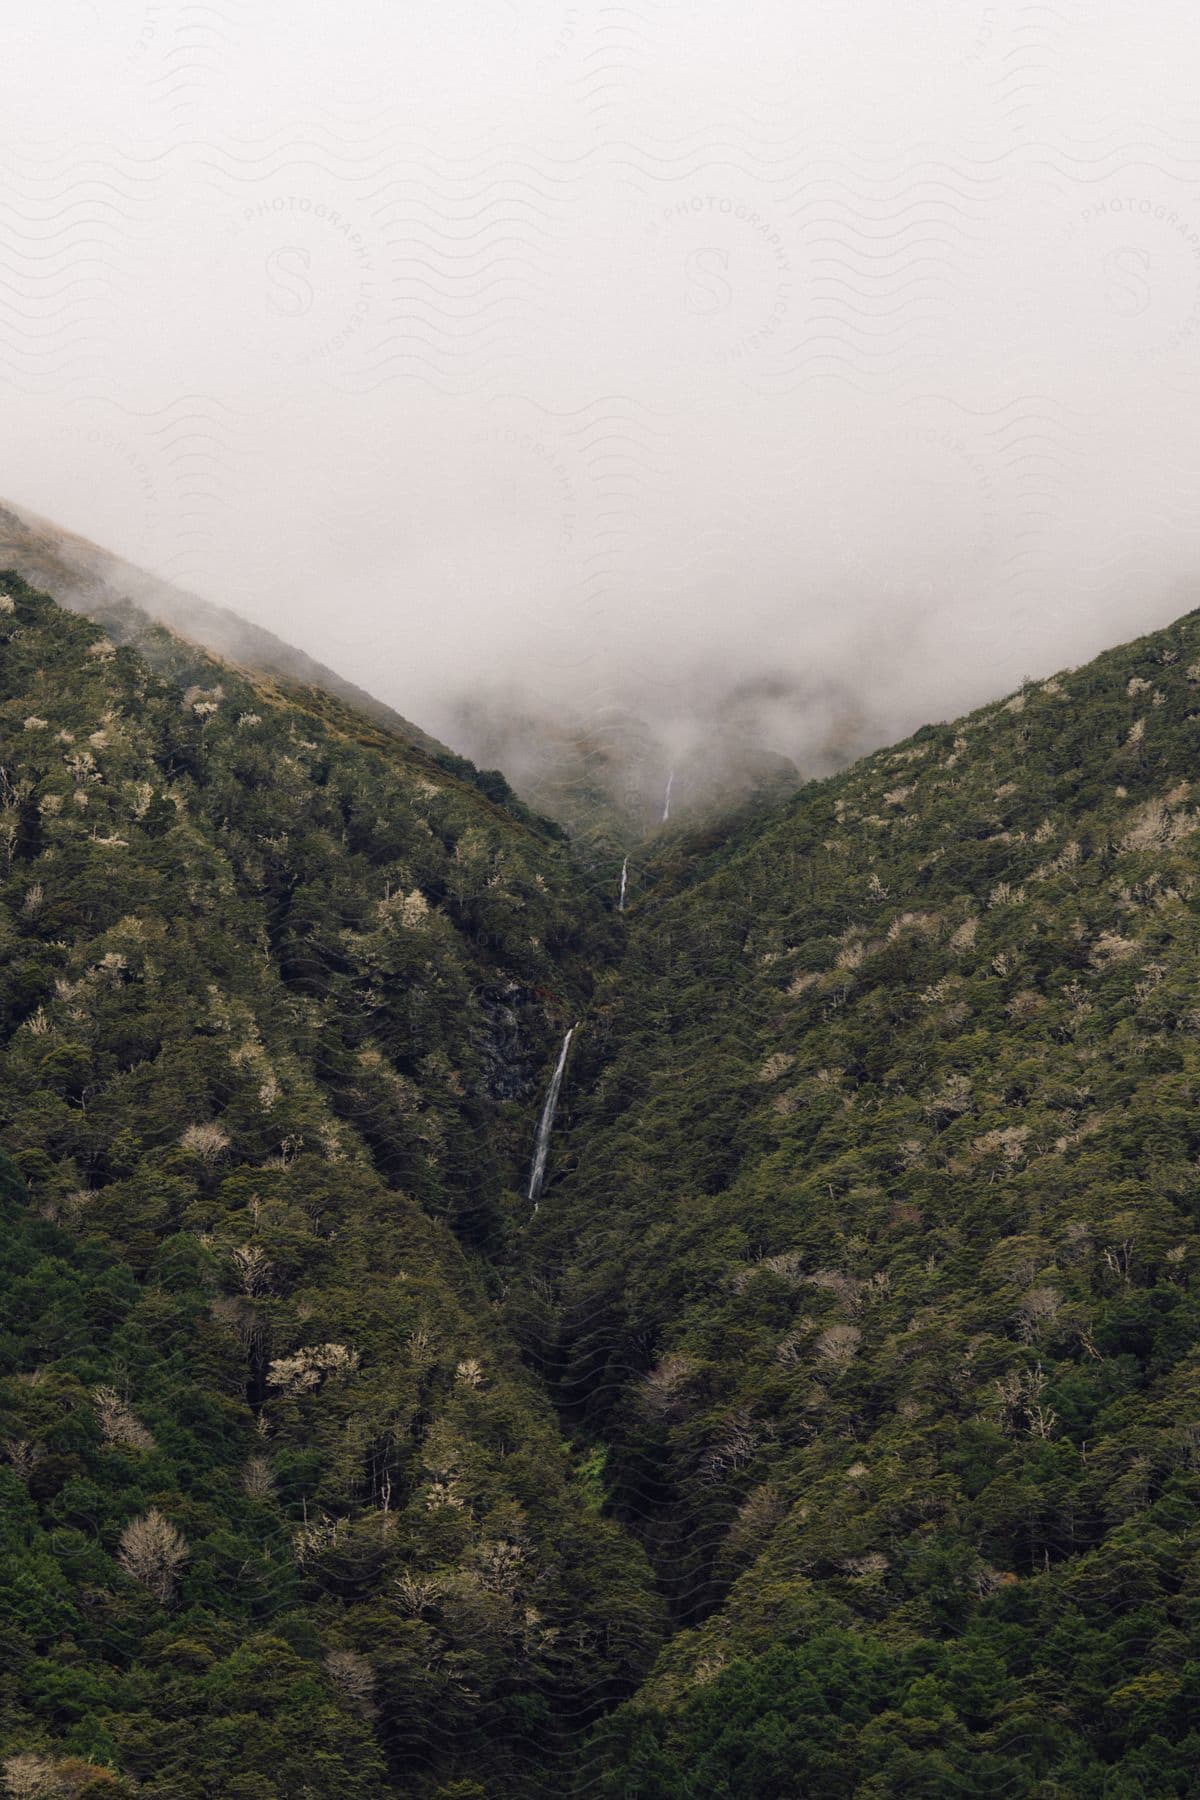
(5, 563, 1200, 1797)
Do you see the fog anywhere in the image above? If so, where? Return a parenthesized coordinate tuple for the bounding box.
(3, 1, 1200, 777)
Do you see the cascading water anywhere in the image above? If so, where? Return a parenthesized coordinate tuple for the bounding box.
(527, 1026, 575, 1210)
(661, 769, 675, 824)
(618, 855, 628, 912)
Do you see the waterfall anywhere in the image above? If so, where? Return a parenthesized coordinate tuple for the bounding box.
(661, 769, 675, 824)
(618, 855, 628, 912)
(527, 1026, 575, 1209)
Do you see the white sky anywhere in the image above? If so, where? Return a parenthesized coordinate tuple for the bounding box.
(3, 1, 1200, 754)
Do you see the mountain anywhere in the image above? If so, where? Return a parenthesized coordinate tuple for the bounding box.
(444, 673, 870, 866)
(0, 498, 800, 858)
(0, 569, 656, 1798)
(0, 498, 568, 846)
(0, 499, 445, 756)
(522, 609, 1200, 1794)
(4, 555, 1200, 1797)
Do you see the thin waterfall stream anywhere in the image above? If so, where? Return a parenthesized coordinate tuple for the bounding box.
(527, 1025, 576, 1210)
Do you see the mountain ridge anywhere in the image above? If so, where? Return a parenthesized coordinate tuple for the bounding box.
(523, 596, 1200, 1793)
(5, 560, 1200, 1794)
(0, 499, 447, 757)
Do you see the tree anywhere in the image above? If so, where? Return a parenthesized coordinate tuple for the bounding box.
(116, 1509, 189, 1604)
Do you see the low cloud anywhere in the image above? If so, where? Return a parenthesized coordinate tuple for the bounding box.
(3, 2, 1200, 783)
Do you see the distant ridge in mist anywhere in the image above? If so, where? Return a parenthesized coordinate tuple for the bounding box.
(0, 498, 448, 757)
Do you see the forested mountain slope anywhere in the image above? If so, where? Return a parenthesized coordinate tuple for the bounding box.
(0, 572, 659, 1798)
(527, 611, 1200, 1796)
(0, 501, 448, 759)
(7, 562, 1200, 1798)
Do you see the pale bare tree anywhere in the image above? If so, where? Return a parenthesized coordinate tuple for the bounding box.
(639, 1351, 699, 1421)
(230, 1244, 274, 1297)
(3, 1755, 115, 1799)
(3, 1754, 55, 1799)
(1015, 1287, 1062, 1345)
(93, 1387, 155, 1452)
(293, 1511, 345, 1568)
(324, 1649, 378, 1717)
(267, 1343, 360, 1398)
(3, 1439, 41, 1485)
(180, 1121, 230, 1164)
(394, 1571, 447, 1615)
(117, 1508, 189, 1603)
(815, 1324, 862, 1366)
(242, 1455, 275, 1499)
(725, 1483, 786, 1557)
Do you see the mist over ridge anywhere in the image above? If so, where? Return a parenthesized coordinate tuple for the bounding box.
(3, 2, 1200, 792)
(8, 9, 1200, 1792)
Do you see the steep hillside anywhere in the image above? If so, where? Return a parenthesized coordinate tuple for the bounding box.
(0, 501, 807, 864)
(7, 560, 1200, 1798)
(0, 501, 447, 758)
(523, 612, 1200, 1796)
(0, 572, 658, 1798)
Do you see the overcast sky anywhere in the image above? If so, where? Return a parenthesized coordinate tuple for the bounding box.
(3, 2, 1200, 759)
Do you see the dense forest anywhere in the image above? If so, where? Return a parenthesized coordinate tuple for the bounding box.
(4, 568, 1200, 1795)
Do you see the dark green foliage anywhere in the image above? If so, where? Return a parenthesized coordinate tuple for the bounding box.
(0, 573, 657, 1797)
(523, 611, 1200, 1793)
(6, 567, 1200, 1795)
